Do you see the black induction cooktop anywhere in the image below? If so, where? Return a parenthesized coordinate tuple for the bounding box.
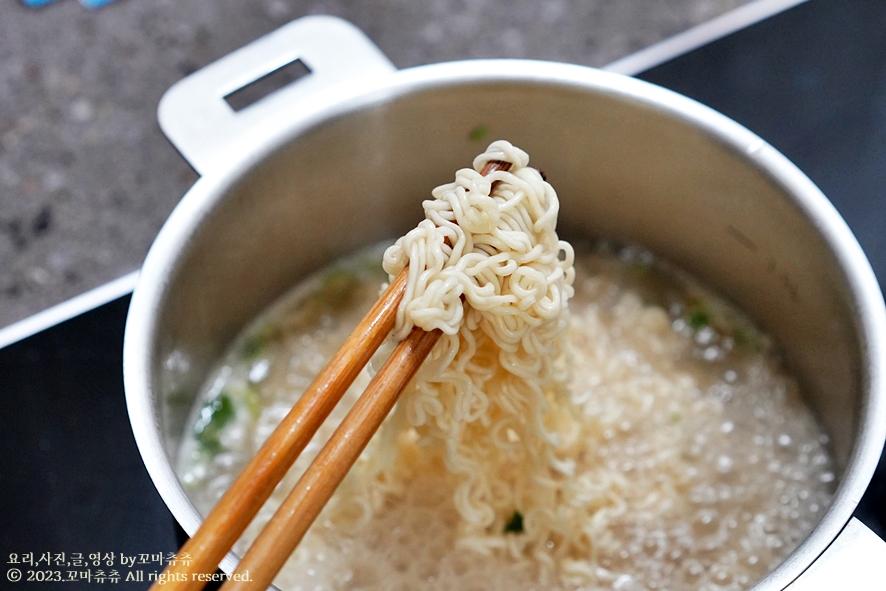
(2, 1, 884, 589)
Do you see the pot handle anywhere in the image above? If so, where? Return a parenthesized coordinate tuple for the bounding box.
(785, 518, 886, 590)
(157, 15, 396, 175)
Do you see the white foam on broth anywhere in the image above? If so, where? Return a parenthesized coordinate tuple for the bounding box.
(175, 243, 834, 591)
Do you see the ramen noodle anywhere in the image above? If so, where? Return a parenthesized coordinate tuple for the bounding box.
(176, 143, 834, 591)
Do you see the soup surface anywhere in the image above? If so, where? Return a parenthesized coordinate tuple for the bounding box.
(176, 242, 834, 591)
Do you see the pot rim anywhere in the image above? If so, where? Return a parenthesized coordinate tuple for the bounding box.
(124, 58, 886, 590)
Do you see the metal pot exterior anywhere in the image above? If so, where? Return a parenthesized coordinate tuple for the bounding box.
(123, 16, 886, 590)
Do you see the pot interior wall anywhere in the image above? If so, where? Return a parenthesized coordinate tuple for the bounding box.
(153, 79, 861, 487)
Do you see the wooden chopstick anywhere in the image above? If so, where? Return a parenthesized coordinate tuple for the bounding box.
(220, 324, 442, 591)
(217, 159, 512, 590)
(155, 158, 512, 591)
(150, 270, 408, 591)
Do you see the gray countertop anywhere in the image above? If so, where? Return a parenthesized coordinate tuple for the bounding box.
(0, 0, 750, 329)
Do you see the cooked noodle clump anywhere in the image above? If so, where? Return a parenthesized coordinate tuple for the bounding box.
(178, 141, 835, 591)
(380, 140, 579, 568)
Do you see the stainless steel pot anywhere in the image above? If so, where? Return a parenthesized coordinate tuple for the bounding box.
(124, 15, 886, 590)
